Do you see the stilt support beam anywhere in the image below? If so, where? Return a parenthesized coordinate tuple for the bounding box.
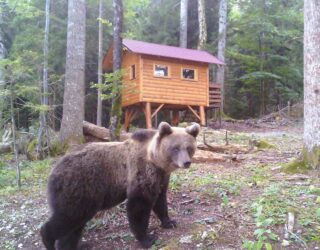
(172, 110, 180, 126)
(151, 104, 164, 119)
(145, 102, 152, 129)
(200, 106, 206, 126)
(187, 105, 201, 120)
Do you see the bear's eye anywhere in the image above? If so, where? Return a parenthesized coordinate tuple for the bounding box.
(172, 146, 180, 153)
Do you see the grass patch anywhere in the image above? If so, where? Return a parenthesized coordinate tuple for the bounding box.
(0, 158, 52, 196)
(246, 182, 320, 247)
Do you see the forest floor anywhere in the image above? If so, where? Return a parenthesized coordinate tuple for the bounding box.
(0, 120, 320, 250)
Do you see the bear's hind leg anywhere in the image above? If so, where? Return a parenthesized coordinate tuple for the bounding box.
(40, 221, 55, 250)
(56, 224, 85, 250)
(40, 214, 83, 250)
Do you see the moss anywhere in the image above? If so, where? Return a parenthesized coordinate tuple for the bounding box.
(282, 158, 308, 174)
(49, 139, 68, 157)
(282, 146, 320, 173)
(252, 139, 276, 149)
(303, 146, 320, 169)
(26, 139, 38, 161)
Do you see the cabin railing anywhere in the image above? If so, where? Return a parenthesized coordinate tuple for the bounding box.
(208, 82, 221, 108)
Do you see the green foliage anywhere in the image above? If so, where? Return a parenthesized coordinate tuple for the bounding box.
(0, 158, 52, 195)
(91, 70, 126, 100)
(226, 0, 303, 118)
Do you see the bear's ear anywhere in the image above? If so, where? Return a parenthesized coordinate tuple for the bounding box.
(158, 122, 173, 138)
(186, 123, 200, 138)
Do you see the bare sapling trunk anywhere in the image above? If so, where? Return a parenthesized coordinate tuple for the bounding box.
(197, 0, 207, 50)
(109, 0, 123, 141)
(179, 0, 188, 48)
(60, 0, 86, 145)
(10, 82, 20, 188)
(37, 0, 51, 159)
(303, 0, 320, 168)
(96, 0, 104, 126)
(217, 0, 227, 111)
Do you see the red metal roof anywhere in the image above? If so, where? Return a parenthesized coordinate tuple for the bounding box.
(123, 39, 225, 65)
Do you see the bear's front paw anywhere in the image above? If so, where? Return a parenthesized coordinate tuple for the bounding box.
(161, 219, 177, 229)
(139, 234, 157, 249)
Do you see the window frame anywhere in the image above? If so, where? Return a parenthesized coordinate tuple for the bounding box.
(181, 67, 198, 81)
(153, 64, 171, 78)
(130, 64, 136, 80)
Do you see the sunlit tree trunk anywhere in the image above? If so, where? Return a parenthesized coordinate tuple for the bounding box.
(60, 0, 86, 145)
(179, 0, 188, 48)
(217, 0, 227, 111)
(303, 0, 320, 168)
(197, 0, 207, 50)
(96, 0, 104, 126)
(109, 0, 123, 141)
(36, 0, 50, 158)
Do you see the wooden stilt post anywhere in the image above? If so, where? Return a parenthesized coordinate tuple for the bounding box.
(199, 106, 206, 126)
(172, 110, 180, 126)
(145, 102, 152, 129)
(124, 108, 130, 132)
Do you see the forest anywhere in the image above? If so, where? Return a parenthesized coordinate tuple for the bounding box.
(0, 0, 319, 250)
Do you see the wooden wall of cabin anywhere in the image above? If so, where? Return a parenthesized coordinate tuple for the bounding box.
(121, 51, 141, 106)
(141, 55, 209, 107)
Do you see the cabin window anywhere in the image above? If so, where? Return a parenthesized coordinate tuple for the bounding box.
(130, 65, 136, 80)
(182, 68, 197, 80)
(154, 64, 169, 77)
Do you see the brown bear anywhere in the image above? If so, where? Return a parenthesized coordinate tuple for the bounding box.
(40, 122, 200, 249)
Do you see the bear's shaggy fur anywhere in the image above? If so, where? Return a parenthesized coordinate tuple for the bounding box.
(40, 122, 200, 249)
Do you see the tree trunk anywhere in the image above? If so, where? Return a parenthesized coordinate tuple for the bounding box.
(179, 0, 188, 48)
(60, 0, 86, 145)
(0, 1, 7, 121)
(96, 0, 104, 126)
(37, 0, 50, 158)
(216, 0, 227, 111)
(258, 31, 266, 116)
(303, 0, 320, 168)
(109, 0, 123, 141)
(197, 0, 207, 50)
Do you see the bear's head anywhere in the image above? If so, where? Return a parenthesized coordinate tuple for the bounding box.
(148, 122, 200, 173)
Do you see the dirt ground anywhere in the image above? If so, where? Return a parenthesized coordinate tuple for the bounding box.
(0, 121, 319, 250)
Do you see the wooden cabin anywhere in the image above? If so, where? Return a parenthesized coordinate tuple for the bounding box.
(103, 39, 224, 129)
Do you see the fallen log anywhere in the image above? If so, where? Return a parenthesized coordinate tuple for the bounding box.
(197, 143, 250, 154)
(193, 150, 245, 163)
(0, 143, 11, 154)
(83, 121, 130, 142)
